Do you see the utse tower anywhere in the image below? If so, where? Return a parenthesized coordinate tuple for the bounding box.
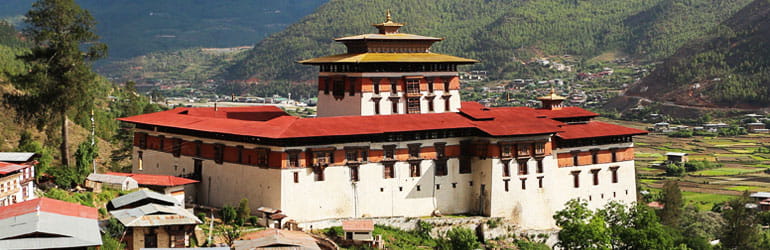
(119, 13, 647, 229)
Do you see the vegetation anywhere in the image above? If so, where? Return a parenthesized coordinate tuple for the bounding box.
(660, 181, 684, 227)
(436, 227, 481, 250)
(629, 0, 770, 107)
(5, 0, 107, 166)
(220, 205, 238, 225)
(721, 192, 762, 249)
(237, 198, 251, 226)
(226, 0, 752, 81)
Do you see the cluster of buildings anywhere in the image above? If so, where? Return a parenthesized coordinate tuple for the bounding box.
(118, 13, 647, 231)
(0, 153, 37, 207)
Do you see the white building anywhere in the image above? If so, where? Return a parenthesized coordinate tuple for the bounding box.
(0, 161, 35, 207)
(118, 14, 647, 230)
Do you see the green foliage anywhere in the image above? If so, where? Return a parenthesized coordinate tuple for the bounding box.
(248, 216, 259, 226)
(667, 130, 693, 138)
(436, 227, 480, 250)
(324, 226, 343, 238)
(680, 205, 725, 243)
(100, 233, 126, 250)
(109, 81, 165, 172)
(553, 199, 612, 250)
(43, 188, 94, 206)
(599, 202, 676, 249)
(227, 0, 752, 81)
(220, 205, 237, 225)
(514, 240, 550, 250)
(217, 224, 242, 247)
(16, 130, 53, 180)
(684, 160, 722, 172)
(5, 0, 107, 165)
(104, 217, 125, 239)
(665, 163, 686, 176)
(236, 198, 250, 226)
(660, 181, 684, 227)
(721, 191, 762, 250)
(416, 220, 434, 238)
(197, 212, 207, 223)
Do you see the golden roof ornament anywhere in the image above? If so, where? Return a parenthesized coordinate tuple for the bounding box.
(538, 87, 566, 101)
(373, 9, 405, 34)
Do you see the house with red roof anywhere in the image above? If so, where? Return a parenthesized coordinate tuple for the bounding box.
(118, 14, 647, 230)
(104, 172, 198, 205)
(0, 198, 102, 249)
(0, 159, 36, 207)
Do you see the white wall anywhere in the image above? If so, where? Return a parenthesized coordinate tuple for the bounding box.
(316, 91, 362, 117)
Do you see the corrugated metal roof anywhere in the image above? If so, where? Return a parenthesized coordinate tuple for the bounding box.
(298, 52, 478, 64)
(109, 189, 180, 209)
(87, 173, 134, 184)
(110, 203, 201, 227)
(235, 229, 321, 250)
(0, 152, 36, 162)
(0, 162, 28, 175)
(0, 198, 101, 249)
(106, 172, 199, 187)
(342, 220, 374, 232)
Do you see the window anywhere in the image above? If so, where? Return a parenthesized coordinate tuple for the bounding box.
(349, 81, 355, 96)
(214, 144, 224, 164)
(459, 141, 472, 174)
(350, 166, 359, 182)
(521, 178, 527, 190)
(322, 78, 330, 94)
(383, 162, 395, 179)
(572, 171, 580, 188)
(572, 151, 580, 166)
(137, 133, 147, 149)
(536, 158, 544, 173)
(236, 146, 244, 163)
(345, 147, 368, 162)
(611, 149, 618, 162)
(333, 80, 345, 97)
(517, 159, 528, 175)
(138, 151, 143, 170)
(504, 179, 510, 192)
(373, 79, 380, 94)
(591, 150, 599, 164)
(383, 145, 396, 160)
(374, 101, 380, 115)
(610, 166, 619, 183)
(538, 176, 544, 188)
(500, 143, 513, 158)
(312, 150, 333, 166)
(390, 80, 398, 94)
(287, 150, 301, 167)
(444, 98, 451, 111)
(195, 140, 202, 157)
(406, 79, 420, 94)
(443, 81, 450, 92)
(315, 166, 325, 181)
(408, 143, 421, 158)
(256, 148, 270, 167)
(391, 99, 399, 114)
(517, 144, 530, 157)
(293, 172, 299, 183)
(346, 150, 357, 162)
(534, 142, 545, 155)
(436, 184, 440, 190)
(410, 162, 421, 177)
(158, 135, 165, 151)
(435, 159, 448, 176)
(428, 99, 434, 112)
(428, 80, 434, 92)
(592, 169, 600, 186)
(435, 142, 446, 159)
(172, 138, 182, 157)
(407, 97, 420, 114)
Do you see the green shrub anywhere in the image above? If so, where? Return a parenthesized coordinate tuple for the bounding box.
(249, 216, 259, 226)
(221, 205, 237, 224)
(516, 240, 550, 250)
(685, 160, 722, 172)
(665, 164, 685, 176)
(667, 130, 693, 138)
(417, 220, 434, 238)
(197, 212, 207, 222)
(237, 198, 250, 226)
(438, 227, 480, 250)
(486, 218, 502, 229)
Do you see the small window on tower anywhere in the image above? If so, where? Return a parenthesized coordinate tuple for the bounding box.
(333, 80, 345, 97)
(383, 145, 396, 160)
(407, 97, 420, 114)
(406, 79, 420, 94)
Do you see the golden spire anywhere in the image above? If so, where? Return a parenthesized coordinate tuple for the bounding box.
(373, 9, 404, 34)
(386, 9, 392, 22)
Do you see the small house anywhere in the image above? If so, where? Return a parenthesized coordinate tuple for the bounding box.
(109, 190, 200, 249)
(233, 228, 322, 250)
(342, 219, 374, 242)
(666, 152, 688, 165)
(104, 172, 198, 205)
(257, 206, 287, 229)
(0, 198, 102, 249)
(85, 173, 139, 192)
(746, 123, 767, 133)
(653, 122, 670, 132)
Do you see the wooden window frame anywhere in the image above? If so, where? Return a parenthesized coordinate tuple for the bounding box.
(406, 79, 420, 94)
(287, 150, 301, 168)
(520, 178, 527, 190)
(383, 162, 395, 179)
(537, 176, 544, 188)
(350, 165, 359, 182)
(534, 142, 545, 155)
(610, 166, 619, 183)
(516, 143, 530, 158)
(383, 145, 396, 160)
(333, 79, 345, 98)
(407, 97, 420, 114)
(572, 170, 581, 188)
(434, 142, 446, 159)
(536, 158, 544, 173)
(517, 159, 529, 175)
(410, 161, 421, 177)
(256, 148, 270, 167)
(435, 159, 448, 176)
(591, 149, 599, 164)
(408, 143, 421, 159)
(591, 169, 600, 186)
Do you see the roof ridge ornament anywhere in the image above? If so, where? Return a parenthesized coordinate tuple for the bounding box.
(373, 9, 404, 34)
(386, 9, 392, 22)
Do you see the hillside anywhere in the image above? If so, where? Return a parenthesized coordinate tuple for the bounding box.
(0, 0, 326, 59)
(225, 0, 752, 81)
(626, 0, 770, 108)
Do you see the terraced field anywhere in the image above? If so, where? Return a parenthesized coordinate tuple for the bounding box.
(603, 119, 770, 207)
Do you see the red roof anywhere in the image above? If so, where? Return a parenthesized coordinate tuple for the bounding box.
(342, 219, 374, 232)
(0, 197, 98, 220)
(557, 121, 648, 140)
(118, 102, 641, 140)
(105, 172, 198, 186)
(0, 161, 29, 175)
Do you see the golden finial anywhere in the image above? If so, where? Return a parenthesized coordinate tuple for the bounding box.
(550, 87, 556, 95)
(386, 9, 392, 22)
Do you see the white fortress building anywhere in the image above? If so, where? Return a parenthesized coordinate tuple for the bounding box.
(119, 14, 647, 229)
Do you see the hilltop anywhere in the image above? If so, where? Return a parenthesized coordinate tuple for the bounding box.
(224, 0, 753, 81)
(626, 0, 770, 108)
(0, 0, 326, 59)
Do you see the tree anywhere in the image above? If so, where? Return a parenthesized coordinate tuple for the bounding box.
(721, 191, 761, 250)
(437, 227, 481, 250)
(660, 181, 683, 227)
(554, 199, 612, 250)
(4, 0, 106, 166)
(237, 198, 250, 226)
(221, 205, 237, 225)
(16, 130, 54, 180)
(217, 224, 242, 247)
(599, 202, 675, 249)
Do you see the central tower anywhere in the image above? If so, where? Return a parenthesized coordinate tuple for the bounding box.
(299, 11, 477, 117)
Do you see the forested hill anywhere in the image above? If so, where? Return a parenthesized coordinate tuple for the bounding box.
(224, 0, 752, 81)
(0, 0, 326, 59)
(626, 0, 770, 108)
